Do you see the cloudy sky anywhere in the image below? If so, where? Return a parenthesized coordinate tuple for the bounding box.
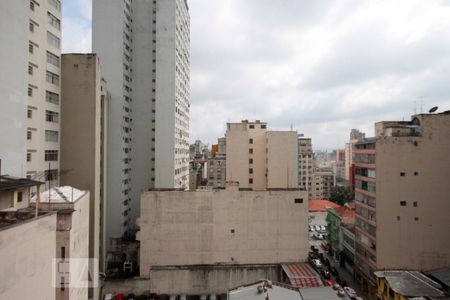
(63, 0, 450, 150)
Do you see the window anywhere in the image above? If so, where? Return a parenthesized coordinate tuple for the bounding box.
(45, 130, 58, 142)
(27, 130, 32, 140)
(29, 22, 34, 32)
(17, 192, 23, 202)
(400, 172, 406, 177)
(261, 124, 266, 129)
(45, 110, 59, 123)
(30, 1, 35, 11)
(414, 217, 419, 221)
(249, 158, 253, 164)
(47, 12, 60, 30)
(29, 43, 34, 53)
(249, 178, 253, 184)
(28, 87, 33, 97)
(45, 169, 58, 181)
(249, 168, 253, 174)
(47, 51, 60, 67)
(47, 31, 60, 48)
(249, 124, 255, 129)
(27, 152, 32, 162)
(400, 201, 406, 206)
(28, 65, 33, 75)
(45, 150, 58, 161)
(414, 171, 419, 176)
(413, 201, 418, 207)
(295, 198, 303, 204)
(249, 148, 253, 154)
(48, 0, 61, 11)
(46, 91, 59, 104)
(46, 71, 59, 85)
(27, 109, 32, 118)
(249, 138, 253, 144)
(61, 247, 65, 259)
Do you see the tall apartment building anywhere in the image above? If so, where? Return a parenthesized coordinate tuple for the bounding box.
(311, 168, 336, 200)
(226, 120, 298, 190)
(26, 0, 62, 188)
(93, 0, 190, 239)
(298, 136, 314, 197)
(344, 129, 366, 182)
(0, 0, 29, 177)
(60, 54, 109, 278)
(353, 113, 450, 294)
(207, 137, 226, 188)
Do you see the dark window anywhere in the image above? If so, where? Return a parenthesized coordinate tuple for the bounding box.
(230, 229, 235, 233)
(249, 124, 255, 129)
(249, 168, 253, 174)
(400, 172, 406, 176)
(249, 178, 253, 184)
(295, 198, 303, 204)
(397, 216, 400, 221)
(414, 217, 419, 221)
(400, 201, 406, 206)
(249, 148, 253, 154)
(61, 247, 65, 259)
(249, 138, 253, 144)
(414, 171, 418, 176)
(413, 201, 418, 207)
(249, 158, 253, 164)
(261, 124, 266, 129)
(17, 192, 23, 202)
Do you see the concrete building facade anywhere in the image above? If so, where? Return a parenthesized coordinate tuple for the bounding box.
(226, 120, 298, 190)
(311, 169, 336, 200)
(137, 186, 309, 294)
(60, 53, 108, 276)
(93, 0, 191, 239)
(298, 136, 314, 198)
(353, 113, 450, 293)
(0, 0, 29, 177)
(26, 0, 62, 187)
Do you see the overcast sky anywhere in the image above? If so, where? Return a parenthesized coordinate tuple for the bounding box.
(63, 0, 450, 150)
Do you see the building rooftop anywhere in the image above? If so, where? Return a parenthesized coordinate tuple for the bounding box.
(374, 271, 446, 298)
(299, 287, 351, 300)
(426, 268, 450, 292)
(31, 186, 86, 203)
(0, 175, 43, 192)
(309, 200, 340, 212)
(333, 206, 355, 219)
(228, 280, 302, 300)
(281, 263, 323, 288)
(0, 207, 54, 230)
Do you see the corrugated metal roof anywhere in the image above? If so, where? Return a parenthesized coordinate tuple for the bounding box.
(228, 280, 302, 300)
(374, 271, 445, 297)
(282, 263, 324, 288)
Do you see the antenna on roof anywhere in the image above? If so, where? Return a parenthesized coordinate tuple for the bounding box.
(429, 106, 438, 113)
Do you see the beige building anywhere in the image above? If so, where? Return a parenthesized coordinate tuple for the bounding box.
(311, 168, 336, 200)
(137, 184, 309, 294)
(354, 113, 450, 294)
(226, 120, 298, 190)
(298, 136, 314, 198)
(32, 186, 91, 300)
(27, 0, 62, 187)
(0, 176, 66, 300)
(60, 54, 108, 276)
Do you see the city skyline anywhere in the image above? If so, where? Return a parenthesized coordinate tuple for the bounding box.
(63, 0, 450, 150)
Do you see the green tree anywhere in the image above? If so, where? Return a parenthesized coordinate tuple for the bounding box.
(329, 186, 354, 205)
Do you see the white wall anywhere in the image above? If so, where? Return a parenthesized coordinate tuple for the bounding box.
(0, 0, 28, 176)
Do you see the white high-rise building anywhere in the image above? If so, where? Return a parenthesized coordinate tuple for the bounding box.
(93, 0, 190, 239)
(26, 0, 62, 187)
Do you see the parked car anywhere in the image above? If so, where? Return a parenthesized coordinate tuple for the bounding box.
(315, 225, 321, 231)
(320, 225, 326, 231)
(326, 280, 334, 286)
(104, 295, 113, 300)
(344, 287, 357, 299)
(311, 259, 323, 269)
(310, 245, 319, 253)
(315, 233, 324, 240)
(333, 283, 341, 290)
(337, 288, 346, 297)
(329, 266, 338, 276)
(321, 269, 331, 279)
(209, 294, 217, 300)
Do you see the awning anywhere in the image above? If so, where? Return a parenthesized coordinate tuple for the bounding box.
(282, 263, 324, 288)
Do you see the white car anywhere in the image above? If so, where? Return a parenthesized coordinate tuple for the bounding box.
(315, 233, 324, 240)
(312, 259, 323, 269)
(315, 225, 321, 231)
(320, 225, 326, 231)
(344, 287, 357, 299)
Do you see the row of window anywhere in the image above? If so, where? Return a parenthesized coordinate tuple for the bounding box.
(27, 130, 58, 142)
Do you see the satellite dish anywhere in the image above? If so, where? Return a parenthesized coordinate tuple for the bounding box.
(429, 106, 438, 113)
